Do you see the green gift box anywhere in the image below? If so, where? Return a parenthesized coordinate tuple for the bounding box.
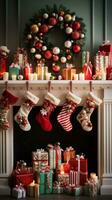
(39, 170, 53, 194)
(9, 64, 20, 79)
(72, 186, 83, 196)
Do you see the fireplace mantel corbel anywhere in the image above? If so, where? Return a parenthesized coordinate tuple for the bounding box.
(0, 80, 112, 195)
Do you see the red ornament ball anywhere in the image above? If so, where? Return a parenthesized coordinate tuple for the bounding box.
(35, 42, 42, 49)
(72, 44, 81, 53)
(67, 55, 72, 60)
(40, 24, 49, 33)
(72, 21, 81, 30)
(52, 64, 60, 72)
(53, 55, 59, 62)
(44, 50, 52, 59)
(49, 17, 57, 26)
(72, 31, 80, 40)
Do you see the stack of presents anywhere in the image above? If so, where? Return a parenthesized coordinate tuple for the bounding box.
(11, 143, 99, 198)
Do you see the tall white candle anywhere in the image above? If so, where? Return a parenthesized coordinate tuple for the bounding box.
(79, 73, 85, 80)
(74, 74, 78, 80)
(11, 74, 17, 80)
(33, 73, 38, 80)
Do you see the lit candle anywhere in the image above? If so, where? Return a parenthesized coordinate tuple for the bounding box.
(46, 72, 51, 80)
(3, 72, 9, 80)
(11, 74, 17, 80)
(29, 73, 34, 81)
(74, 74, 78, 80)
(33, 73, 38, 80)
(79, 73, 85, 80)
(102, 71, 106, 80)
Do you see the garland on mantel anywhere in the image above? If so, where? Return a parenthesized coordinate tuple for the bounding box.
(24, 4, 86, 69)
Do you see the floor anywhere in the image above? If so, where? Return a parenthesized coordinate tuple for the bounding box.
(1, 194, 112, 200)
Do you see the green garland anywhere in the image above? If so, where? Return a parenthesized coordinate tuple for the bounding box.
(24, 5, 86, 71)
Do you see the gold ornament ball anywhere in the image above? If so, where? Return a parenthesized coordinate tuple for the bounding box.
(31, 24, 39, 33)
(65, 14, 72, 22)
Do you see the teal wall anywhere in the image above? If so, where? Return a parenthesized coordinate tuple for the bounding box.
(0, 0, 112, 60)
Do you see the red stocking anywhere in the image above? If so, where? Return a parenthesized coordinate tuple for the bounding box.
(36, 92, 60, 132)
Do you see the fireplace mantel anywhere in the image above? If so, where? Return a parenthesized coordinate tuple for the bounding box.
(0, 80, 112, 195)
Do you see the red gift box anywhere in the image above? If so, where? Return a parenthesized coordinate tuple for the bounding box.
(15, 173, 33, 187)
(99, 41, 112, 55)
(69, 158, 88, 185)
(82, 63, 93, 80)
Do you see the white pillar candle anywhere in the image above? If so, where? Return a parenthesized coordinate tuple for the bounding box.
(79, 73, 85, 80)
(46, 72, 51, 80)
(33, 73, 38, 80)
(102, 71, 106, 80)
(3, 72, 9, 80)
(74, 74, 78, 80)
(11, 74, 17, 80)
(28, 73, 34, 81)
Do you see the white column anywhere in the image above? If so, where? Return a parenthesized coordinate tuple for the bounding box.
(0, 108, 13, 195)
(101, 89, 112, 195)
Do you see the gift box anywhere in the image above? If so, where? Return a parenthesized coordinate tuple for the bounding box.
(39, 170, 53, 194)
(69, 157, 88, 185)
(69, 170, 80, 186)
(57, 173, 69, 186)
(12, 185, 26, 199)
(32, 149, 48, 171)
(47, 144, 56, 169)
(99, 41, 112, 55)
(72, 186, 83, 196)
(27, 181, 39, 198)
(15, 173, 33, 187)
(62, 68, 76, 80)
(52, 182, 64, 194)
(9, 64, 20, 79)
(64, 147, 75, 163)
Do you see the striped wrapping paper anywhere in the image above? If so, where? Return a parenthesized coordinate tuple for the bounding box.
(69, 170, 79, 186)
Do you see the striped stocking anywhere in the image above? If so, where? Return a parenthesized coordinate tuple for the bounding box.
(57, 92, 81, 132)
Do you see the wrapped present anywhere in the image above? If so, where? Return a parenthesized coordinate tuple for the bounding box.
(52, 181, 63, 194)
(64, 146, 75, 163)
(62, 68, 76, 80)
(57, 173, 69, 186)
(27, 181, 39, 198)
(9, 63, 20, 79)
(72, 186, 83, 196)
(69, 155, 88, 185)
(82, 62, 93, 80)
(69, 170, 80, 186)
(36, 63, 48, 80)
(54, 143, 62, 170)
(39, 170, 53, 194)
(47, 144, 56, 169)
(62, 163, 70, 174)
(15, 160, 33, 175)
(12, 185, 26, 199)
(99, 41, 112, 55)
(15, 173, 33, 187)
(32, 149, 48, 171)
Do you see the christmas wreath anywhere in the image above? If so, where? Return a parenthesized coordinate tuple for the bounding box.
(24, 5, 86, 72)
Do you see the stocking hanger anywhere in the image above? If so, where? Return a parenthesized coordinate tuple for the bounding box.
(48, 81, 51, 92)
(70, 81, 72, 92)
(5, 81, 8, 90)
(89, 81, 92, 92)
(26, 81, 29, 91)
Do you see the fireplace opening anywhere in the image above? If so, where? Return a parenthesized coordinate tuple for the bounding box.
(13, 106, 98, 175)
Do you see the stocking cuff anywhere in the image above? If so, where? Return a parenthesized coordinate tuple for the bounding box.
(66, 92, 81, 104)
(89, 92, 102, 105)
(26, 91, 39, 104)
(2, 90, 18, 105)
(45, 92, 60, 105)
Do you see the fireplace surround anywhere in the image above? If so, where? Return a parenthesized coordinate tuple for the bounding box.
(0, 80, 112, 195)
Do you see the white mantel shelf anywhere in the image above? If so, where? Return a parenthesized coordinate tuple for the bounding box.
(0, 80, 112, 195)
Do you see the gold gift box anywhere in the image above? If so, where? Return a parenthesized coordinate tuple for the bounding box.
(27, 181, 39, 198)
(62, 68, 76, 80)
